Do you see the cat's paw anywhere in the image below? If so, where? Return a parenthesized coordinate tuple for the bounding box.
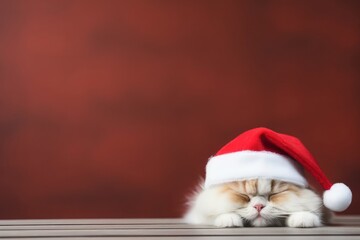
(287, 212, 322, 228)
(214, 213, 243, 228)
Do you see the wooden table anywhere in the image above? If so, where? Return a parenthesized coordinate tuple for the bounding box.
(0, 216, 359, 239)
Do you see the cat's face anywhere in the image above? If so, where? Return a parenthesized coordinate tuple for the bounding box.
(218, 179, 322, 227)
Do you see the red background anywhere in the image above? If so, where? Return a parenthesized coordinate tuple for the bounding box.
(0, 0, 359, 218)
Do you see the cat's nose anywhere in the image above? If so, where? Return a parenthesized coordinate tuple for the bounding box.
(253, 204, 265, 212)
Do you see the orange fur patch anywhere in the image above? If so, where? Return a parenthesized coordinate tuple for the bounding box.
(219, 182, 250, 204)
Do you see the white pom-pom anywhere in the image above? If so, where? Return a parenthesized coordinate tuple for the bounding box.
(323, 183, 352, 212)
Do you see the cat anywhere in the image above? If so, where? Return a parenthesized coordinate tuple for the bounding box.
(184, 178, 329, 227)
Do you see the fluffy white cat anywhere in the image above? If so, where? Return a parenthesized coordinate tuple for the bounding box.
(184, 178, 328, 227)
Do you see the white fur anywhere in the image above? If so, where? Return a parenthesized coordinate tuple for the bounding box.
(184, 179, 323, 228)
(214, 213, 243, 227)
(287, 212, 321, 227)
(184, 185, 242, 225)
(257, 178, 272, 195)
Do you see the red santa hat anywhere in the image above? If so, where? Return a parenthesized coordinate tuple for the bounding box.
(205, 127, 352, 212)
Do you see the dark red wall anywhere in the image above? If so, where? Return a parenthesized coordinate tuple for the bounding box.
(0, 0, 359, 218)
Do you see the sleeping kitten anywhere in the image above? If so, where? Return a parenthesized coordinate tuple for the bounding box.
(184, 178, 328, 227)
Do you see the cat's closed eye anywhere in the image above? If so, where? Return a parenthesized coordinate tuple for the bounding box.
(237, 193, 250, 202)
(268, 190, 289, 200)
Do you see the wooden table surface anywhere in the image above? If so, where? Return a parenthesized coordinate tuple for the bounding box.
(0, 216, 359, 239)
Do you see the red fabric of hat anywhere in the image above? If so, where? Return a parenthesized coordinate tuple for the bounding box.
(205, 127, 352, 212)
